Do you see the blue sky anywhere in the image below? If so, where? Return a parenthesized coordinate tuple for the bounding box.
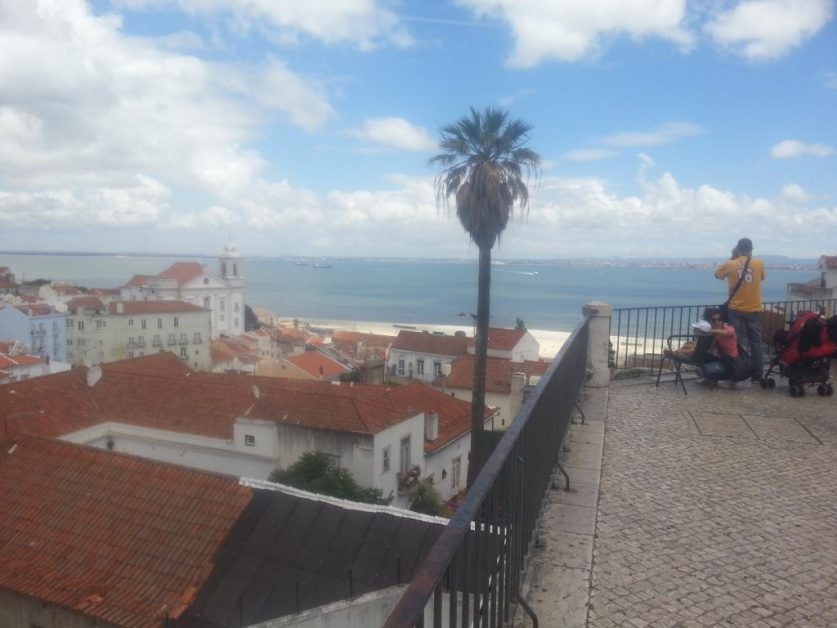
(0, 0, 835, 259)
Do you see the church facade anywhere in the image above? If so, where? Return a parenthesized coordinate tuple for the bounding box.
(120, 245, 246, 338)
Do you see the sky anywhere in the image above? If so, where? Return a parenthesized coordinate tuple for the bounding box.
(0, 0, 835, 260)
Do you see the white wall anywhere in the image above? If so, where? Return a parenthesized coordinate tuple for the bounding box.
(511, 332, 540, 361)
(387, 349, 454, 383)
(373, 414, 425, 507)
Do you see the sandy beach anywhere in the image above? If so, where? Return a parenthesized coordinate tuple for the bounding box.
(302, 318, 572, 360)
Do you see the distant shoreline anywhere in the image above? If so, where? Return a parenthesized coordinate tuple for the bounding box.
(0, 250, 819, 270)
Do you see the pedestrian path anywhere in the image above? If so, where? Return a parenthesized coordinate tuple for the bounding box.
(521, 377, 837, 627)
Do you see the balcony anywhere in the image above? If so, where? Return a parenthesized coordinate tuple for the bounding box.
(385, 298, 837, 627)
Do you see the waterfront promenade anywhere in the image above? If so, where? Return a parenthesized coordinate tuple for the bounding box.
(521, 375, 837, 627)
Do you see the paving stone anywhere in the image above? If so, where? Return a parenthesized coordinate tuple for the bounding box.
(522, 380, 837, 627)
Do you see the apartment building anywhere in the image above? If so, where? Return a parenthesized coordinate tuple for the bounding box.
(65, 297, 211, 369)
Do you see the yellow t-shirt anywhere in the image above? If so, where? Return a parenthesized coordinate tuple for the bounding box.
(714, 256, 765, 313)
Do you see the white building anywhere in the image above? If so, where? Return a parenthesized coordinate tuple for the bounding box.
(387, 330, 471, 383)
(0, 302, 67, 363)
(11, 354, 495, 508)
(65, 297, 211, 369)
(120, 245, 246, 338)
(786, 255, 837, 301)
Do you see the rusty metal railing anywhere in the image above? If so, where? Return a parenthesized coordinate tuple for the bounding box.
(383, 314, 592, 627)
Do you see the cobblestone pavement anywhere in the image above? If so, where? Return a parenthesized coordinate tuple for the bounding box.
(588, 379, 837, 627)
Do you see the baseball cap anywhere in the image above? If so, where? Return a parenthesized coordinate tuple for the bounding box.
(736, 237, 753, 253)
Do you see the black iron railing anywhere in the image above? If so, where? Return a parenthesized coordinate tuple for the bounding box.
(611, 298, 837, 370)
(384, 314, 591, 627)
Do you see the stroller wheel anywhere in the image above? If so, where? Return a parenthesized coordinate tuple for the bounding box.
(817, 384, 827, 396)
(789, 384, 803, 397)
(767, 378, 776, 389)
(760, 378, 768, 389)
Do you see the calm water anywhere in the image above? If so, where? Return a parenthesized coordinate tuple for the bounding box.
(2, 254, 815, 332)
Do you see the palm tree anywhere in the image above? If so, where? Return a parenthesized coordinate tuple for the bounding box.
(431, 107, 540, 485)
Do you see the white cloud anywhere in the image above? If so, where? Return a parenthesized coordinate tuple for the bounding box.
(561, 148, 617, 162)
(705, 0, 833, 60)
(781, 183, 811, 202)
(347, 117, 437, 151)
(601, 122, 703, 148)
(770, 139, 835, 158)
(455, 0, 692, 67)
(113, 0, 413, 49)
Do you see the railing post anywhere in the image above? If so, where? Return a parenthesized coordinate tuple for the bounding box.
(583, 301, 612, 388)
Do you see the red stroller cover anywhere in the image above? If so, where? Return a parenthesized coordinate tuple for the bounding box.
(777, 311, 837, 364)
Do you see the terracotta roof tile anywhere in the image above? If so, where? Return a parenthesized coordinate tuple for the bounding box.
(2, 355, 476, 448)
(391, 330, 471, 356)
(438, 354, 549, 394)
(820, 255, 837, 269)
(332, 330, 395, 346)
(287, 350, 351, 379)
(66, 296, 106, 311)
(157, 262, 205, 285)
(123, 274, 153, 288)
(0, 353, 43, 369)
(0, 434, 251, 627)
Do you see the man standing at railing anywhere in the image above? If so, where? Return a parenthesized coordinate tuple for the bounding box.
(715, 237, 766, 384)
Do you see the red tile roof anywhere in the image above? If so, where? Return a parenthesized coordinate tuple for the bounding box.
(123, 273, 153, 287)
(820, 255, 837, 269)
(333, 330, 395, 346)
(0, 353, 43, 369)
(0, 434, 251, 627)
(108, 300, 206, 315)
(158, 262, 205, 285)
(1, 354, 476, 447)
(287, 350, 351, 379)
(0, 279, 16, 289)
(391, 330, 471, 356)
(17, 303, 58, 317)
(438, 355, 549, 394)
(89, 287, 121, 296)
(66, 296, 106, 311)
(483, 327, 528, 351)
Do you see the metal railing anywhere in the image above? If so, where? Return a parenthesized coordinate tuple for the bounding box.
(384, 314, 591, 627)
(611, 298, 837, 370)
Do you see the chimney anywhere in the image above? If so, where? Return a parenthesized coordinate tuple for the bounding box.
(424, 411, 439, 442)
(86, 365, 102, 388)
(511, 372, 527, 394)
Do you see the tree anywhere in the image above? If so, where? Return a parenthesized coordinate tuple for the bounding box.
(244, 304, 261, 331)
(409, 479, 443, 516)
(431, 107, 540, 485)
(269, 452, 391, 505)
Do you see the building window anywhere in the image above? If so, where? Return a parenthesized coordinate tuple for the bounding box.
(128, 318, 134, 326)
(180, 347, 187, 358)
(96, 320, 104, 329)
(399, 436, 411, 475)
(128, 337, 135, 346)
(78, 321, 84, 331)
(383, 446, 391, 473)
(220, 298, 226, 312)
(203, 296, 210, 308)
(174, 317, 179, 328)
(416, 359, 425, 376)
(234, 317, 239, 328)
(168, 333, 176, 345)
(153, 334, 161, 346)
(434, 361, 442, 377)
(66, 318, 73, 328)
(244, 434, 256, 447)
(141, 319, 147, 329)
(452, 456, 462, 491)
(128, 351, 134, 358)
(193, 332, 202, 343)
(397, 359, 405, 376)
(179, 332, 187, 343)
(157, 318, 163, 328)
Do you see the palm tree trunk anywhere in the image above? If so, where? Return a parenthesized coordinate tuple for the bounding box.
(467, 244, 491, 486)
